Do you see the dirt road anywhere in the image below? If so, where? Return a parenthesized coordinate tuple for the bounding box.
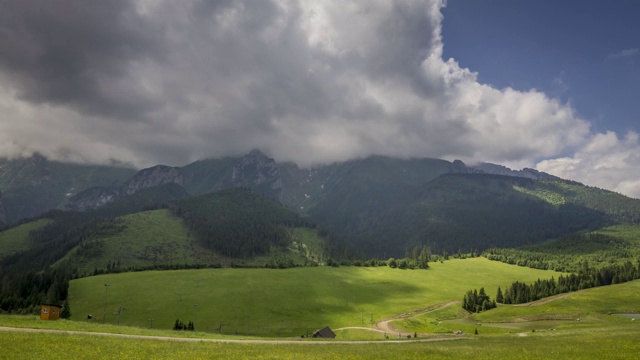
(0, 326, 465, 345)
(375, 301, 461, 337)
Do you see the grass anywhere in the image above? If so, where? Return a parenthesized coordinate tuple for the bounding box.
(0, 218, 51, 259)
(513, 185, 565, 206)
(68, 258, 560, 336)
(392, 280, 640, 336)
(55, 209, 325, 273)
(2, 262, 639, 359)
(57, 209, 218, 274)
(0, 322, 638, 359)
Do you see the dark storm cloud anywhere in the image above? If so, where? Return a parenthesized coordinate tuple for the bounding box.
(0, 0, 163, 118)
(3, 0, 622, 196)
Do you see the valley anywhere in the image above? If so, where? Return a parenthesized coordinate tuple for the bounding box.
(1, 264, 638, 359)
(1, 152, 639, 358)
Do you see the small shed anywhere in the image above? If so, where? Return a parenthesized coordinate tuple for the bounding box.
(312, 326, 336, 339)
(40, 304, 62, 320)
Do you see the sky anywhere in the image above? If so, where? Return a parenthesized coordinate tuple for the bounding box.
(0, 0, 639, 197)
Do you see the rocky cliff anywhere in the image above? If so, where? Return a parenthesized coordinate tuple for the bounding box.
(126, 165, 183, 195)
(66, 165, 184, 211)
(66, 187, 119, 211)
(229, 149, 282, 199)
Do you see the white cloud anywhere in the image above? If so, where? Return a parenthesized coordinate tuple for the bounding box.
(537, 131, 640, 198)
(0, 0, 637, 198)
(607, 48, 639, 61)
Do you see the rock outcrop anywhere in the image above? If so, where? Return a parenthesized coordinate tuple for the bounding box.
(229, 149, 282, 198)
(125, 165, 183, 195)
(66, 187, 119, 211)
(66, 165, 183, 211)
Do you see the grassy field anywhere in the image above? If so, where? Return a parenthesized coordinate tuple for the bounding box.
(68, 258, 560, 336)
(393, 280, 640, 336)
(0, 218, 51, 259)
(57, 209, 218, 274)
(54, 209, 328, 274)
(0, 316, 638, 359)
(2, 263, 639, 359)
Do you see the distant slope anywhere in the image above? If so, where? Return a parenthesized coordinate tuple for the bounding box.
(4, 151, 640, 261)
(513, 179, 640, 223)
(0, 218, 51, 260)
(0, 187, 344, 312)
(0, 154, 136, 223)
(349, 173, 640, 257)
(167, 188, 347, 260)
(485, 224, 640, 272)
(302, 156, 452, 235)
(0, 188, 345, 278)
(56, 209, 212, 275)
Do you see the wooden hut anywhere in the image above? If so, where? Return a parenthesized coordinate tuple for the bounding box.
(312, 326, 336, 338)
(40, 304, 62, 320)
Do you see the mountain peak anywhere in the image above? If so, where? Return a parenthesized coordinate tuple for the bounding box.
(449, 160, 560, 181)
(247, 149, 268, 158)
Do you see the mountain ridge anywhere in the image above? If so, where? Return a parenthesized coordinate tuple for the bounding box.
(63, 152, 566, 215)
(2, 151, 639, 259)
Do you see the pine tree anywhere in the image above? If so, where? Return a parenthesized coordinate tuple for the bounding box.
(482, 300, 490, 312)
(418, 247, 430, 269)
(478, 287, 488, 304)
(60, 299, 71, 319)
(496, 287, 504, 303)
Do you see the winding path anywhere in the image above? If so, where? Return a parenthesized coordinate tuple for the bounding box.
(333, 301, 463, 338)
(0, 326, 466, 345)
(375, 301, 460, 337)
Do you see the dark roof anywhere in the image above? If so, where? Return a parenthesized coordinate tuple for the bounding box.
(312, 326, 336, 338)
(41, 304, 62, 308)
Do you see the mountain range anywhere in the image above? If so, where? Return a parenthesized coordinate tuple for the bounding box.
(2, 150, 640, 261)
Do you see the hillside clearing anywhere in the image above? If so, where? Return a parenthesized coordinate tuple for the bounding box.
(69, 258, 559, 336)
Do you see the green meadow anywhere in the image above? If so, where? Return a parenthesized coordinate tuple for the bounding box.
(0, 329, 636, 360)
(393, 280, 640, 336)
(0, 218, 51, 259)
(57, 209, 215, 274)
(67, 258, 560, 336)
(1, 259, 639, 359)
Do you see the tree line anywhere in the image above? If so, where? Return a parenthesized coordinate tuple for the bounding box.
(499, 260, 640, 305)
(462, 287, 497, 313)
(461, 260, 640, 312)
(484, 231, 640, 273)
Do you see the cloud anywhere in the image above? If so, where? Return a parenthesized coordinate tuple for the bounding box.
(0, 0, 636, 197)
(537, 131, 640, 198)
(607, 48, 639, 61)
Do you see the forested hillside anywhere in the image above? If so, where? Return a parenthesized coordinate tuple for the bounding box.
(4, 151, 640, 261)
(0, 187, 346, 313)
(344, 174, 640, 257)
(485, 225, 640, 272)
(166, 188, 351, 262)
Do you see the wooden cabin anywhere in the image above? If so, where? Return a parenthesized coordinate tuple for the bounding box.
(312, 326, 336, 338)
(40, 304, 62, 320)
